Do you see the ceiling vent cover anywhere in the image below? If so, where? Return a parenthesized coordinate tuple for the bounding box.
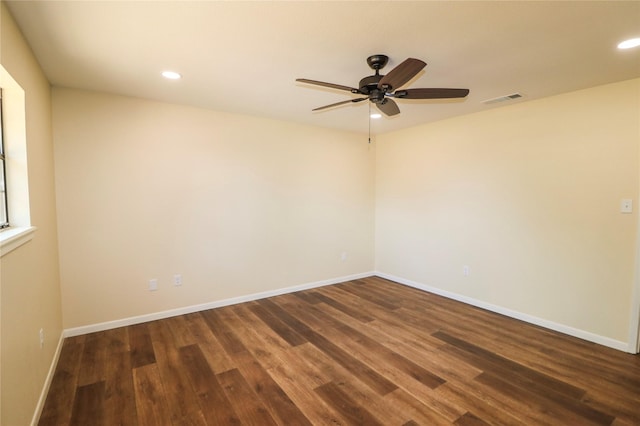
(482, 93, 523, 105)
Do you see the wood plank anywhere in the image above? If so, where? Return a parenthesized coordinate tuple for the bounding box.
(291, 295, 446, 390)
(315, 381, 385, 425)
(166, 314, 199, 348)
(129, 323, 156, 369)
(217, 368, 278, 425)
(443, 365, 609, 425)
(76, 331, 108, 386)
(104, 350, 138, 426)
(309, 291, 375, 323)
(384, 388, 457, 425)
(305, 334, 398, 396)
(434, 381, 528, 425)
(132, 364, 172, 426)
(265, 354, 346, 424)
(271, 295, 429, 396)
(260, 297, 398, 396)
(339, 279, 401, 310)
(104, 327, 130, 353)
(228, 305, 340, 422)
(189, 313, 236, 374)
(292, 343, 411, 425)
(69, 381, 106, 426)
(340, 323, 445, 389)
(236, 359, 313, 426)
(200, 308, 248, 356)
(291, 290, 323, 304)
(178, 343, 241, 425)
(319, 285, 446, 347)
(335, 310, 482, 383)
(173, 410, 208, 426)
(434, 330, 587, 400)
(274, 342, 330, 389)
(39, 338, 84, 425)
(249, 301, 308, 347)
(349, 277, 414, 308)
(476, 372, 615, 426)
(581, 389, 640, 425)
(454, 412, 491, 426)
(228, 304, 293, 370)
(148, 320, 203, 423)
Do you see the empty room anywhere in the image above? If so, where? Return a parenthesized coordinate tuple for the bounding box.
(1, 1, 639, 425)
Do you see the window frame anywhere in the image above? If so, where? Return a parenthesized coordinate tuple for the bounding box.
(0, 65, 36, 257)
(0, 88, 9, 229)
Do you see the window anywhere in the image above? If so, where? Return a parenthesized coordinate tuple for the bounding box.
(0, 65, 35, 256)
(0, 89, 9, 228)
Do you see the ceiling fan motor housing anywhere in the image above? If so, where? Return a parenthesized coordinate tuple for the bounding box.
(359, 74, 383, 94)
(361, 54, 389, 99)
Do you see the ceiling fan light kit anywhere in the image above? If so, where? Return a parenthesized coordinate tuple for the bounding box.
(296, 54, 470, 117)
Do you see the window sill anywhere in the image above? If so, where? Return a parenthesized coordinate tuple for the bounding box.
(0, 226, 37, 257)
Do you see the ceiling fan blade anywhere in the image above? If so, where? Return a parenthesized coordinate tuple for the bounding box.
(312, 97, 367, 112)
(378, 58, 426, 91)
(377, 99, 400, 116)
(296, 78, 359, 93)
(395, 88, 470, 99)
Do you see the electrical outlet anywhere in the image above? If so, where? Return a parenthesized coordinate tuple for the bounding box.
(621, 199, 633, 214)
(174, 274, 182, 286)
(149, 279, 158, 291)
(463, 265, 470, 276)
(341, 252, 347, 262)
(39, 328, 44, 348)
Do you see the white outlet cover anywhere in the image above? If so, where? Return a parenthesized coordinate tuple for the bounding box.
(621, 199, 633, 214)
(149, 279, 158, 291)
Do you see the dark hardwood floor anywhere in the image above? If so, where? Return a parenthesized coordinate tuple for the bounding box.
(39, 276, 640, 425)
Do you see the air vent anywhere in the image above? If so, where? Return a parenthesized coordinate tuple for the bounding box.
(482, 93, 523, 105)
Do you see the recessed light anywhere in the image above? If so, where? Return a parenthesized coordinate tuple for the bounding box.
(618, 38, 640, 49)
(370, 113, 382, 119)
(162, 71, 182, 80)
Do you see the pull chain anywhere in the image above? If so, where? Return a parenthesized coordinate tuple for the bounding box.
(368, 102, 371, 144)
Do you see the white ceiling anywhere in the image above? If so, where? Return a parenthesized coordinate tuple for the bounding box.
(5, 1, 640, 135)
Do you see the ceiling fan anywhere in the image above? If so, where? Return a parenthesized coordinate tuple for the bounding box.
(296, 54, 469, 117)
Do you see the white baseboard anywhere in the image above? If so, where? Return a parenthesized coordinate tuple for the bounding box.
(64, 271, 375, 338)
(375, 271, 630, 353)
(30, 330, 65, 426)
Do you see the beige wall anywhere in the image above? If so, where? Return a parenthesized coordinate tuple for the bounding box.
(376, 78, 640, 345)
(0, 2, 63, 425)
(53, 88, 375, 329)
